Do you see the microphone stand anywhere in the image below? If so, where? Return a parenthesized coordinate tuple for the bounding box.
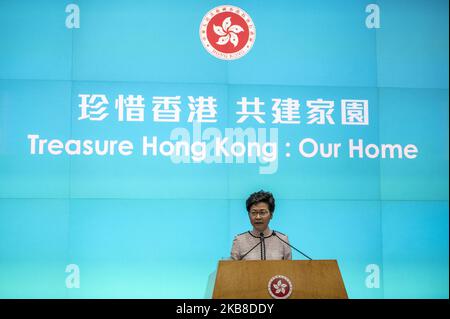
(260, 232, 266, 260)
(272, 231, 313, 260)
(240, 241, 262, 260)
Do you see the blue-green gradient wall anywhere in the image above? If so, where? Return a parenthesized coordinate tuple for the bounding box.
(0, 0, 448, 298)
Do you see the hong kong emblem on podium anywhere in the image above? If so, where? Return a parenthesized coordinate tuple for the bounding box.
(199, 5, 256, 60)
(268, 275, 293, 299)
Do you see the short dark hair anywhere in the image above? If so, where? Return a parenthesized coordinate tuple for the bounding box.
(246, 190, 275, 213)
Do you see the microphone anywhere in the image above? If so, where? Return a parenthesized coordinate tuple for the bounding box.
(272, 231, 312, 260)
(259, 232, 266, 260)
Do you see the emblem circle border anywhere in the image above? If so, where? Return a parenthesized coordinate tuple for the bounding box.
(199, 5, 256, 60)
(267, 275, 293, 299)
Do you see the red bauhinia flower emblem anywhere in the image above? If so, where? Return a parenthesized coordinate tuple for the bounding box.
(213, 17, 244, 47)
(200, 5, 256, 60)
(273, 279, 288, 294)
(268, 275, 293, 299)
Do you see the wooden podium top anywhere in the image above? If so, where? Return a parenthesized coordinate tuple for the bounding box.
(213, 259, 348, 299)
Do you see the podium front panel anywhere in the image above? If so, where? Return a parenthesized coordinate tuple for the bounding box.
(212, 259, 348, 299)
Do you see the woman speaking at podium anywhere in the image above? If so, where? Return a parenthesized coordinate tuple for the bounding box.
(230, 190, 292, 260)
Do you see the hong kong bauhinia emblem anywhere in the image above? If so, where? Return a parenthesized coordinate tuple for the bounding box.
(199, 5, 256, 60)
(268, 275, 293, 299)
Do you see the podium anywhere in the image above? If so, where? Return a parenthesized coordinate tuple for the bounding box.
(212, 259, 348, 299)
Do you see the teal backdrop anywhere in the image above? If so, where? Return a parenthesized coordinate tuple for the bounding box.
(0, 0, 448, 298)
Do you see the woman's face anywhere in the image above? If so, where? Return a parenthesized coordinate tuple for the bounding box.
(248, 202, 273, 232)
